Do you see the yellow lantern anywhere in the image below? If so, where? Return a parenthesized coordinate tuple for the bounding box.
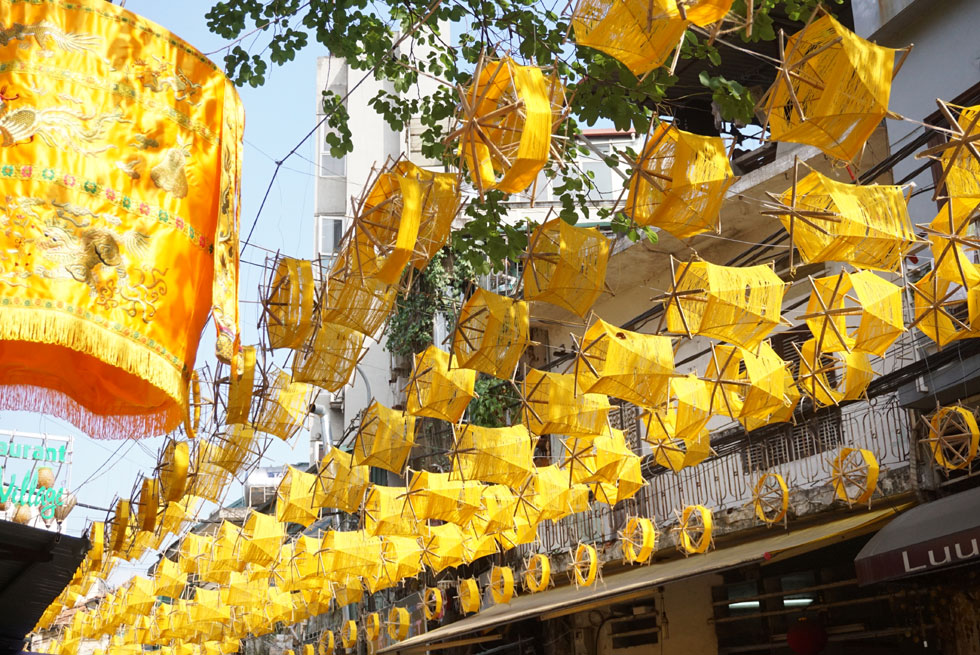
(262, 257, 316, 349)
(458, 578, 482, 614)
(321, 231, 397, 338)
(405, 345, 477, 423)
(456, 57, 564, 196)
(352, 401, 416, 474)
(388, 606, 411, 642)
(925, 406, 980, 471)
(830, 448, 878, 506)
(226, 345, 256, 425)
(571, 543, 599, 587)
(0, 0, 244, 439)
(420, 523, 466, 573)
(291, 322, 365, 393)
(451, 289, 530, 379)
(490, 566, 516, 604)
(275, 466, 324, 527)
(316, 449, 371, 514)
(523, 218, 610, 317)
(664, 258, 784, 349)
(676, 505, 713, 555)
(572, 0, 688, 77)
(759, 12, 905, 162)
(523, 554, 552, 593)
(911, 271, 976, 347)
(772, 167, 915, 272)
(625, 122, 734, 239)
(240, 510, 286, 566)
(796, 338, 873, 407)
(254, 369, 310, 441)
(621, 517, 656, 564)
(521, 368, 611, 437)
(574, 317, 674, 406)
(423, 587, 445, 620)
(450, 422, 536, 488)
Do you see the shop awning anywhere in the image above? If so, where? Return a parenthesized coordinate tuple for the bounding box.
(855, 486, 980, 586)
(0, 522, 89, 655)
(380, 505, 905, 654)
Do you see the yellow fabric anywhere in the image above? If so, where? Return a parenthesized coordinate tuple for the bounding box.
(805, 271, 905, 357)
(928, 200, 980, 288)
(423, 587, 445, 620)
(462, 527, 499, 563)
(189, 438, 233, 503)
(704, 342, 789, 421)
(265, 257, 316, 349)
(523, 218, 610, 317)
(572, 0, 688, 77)
(319, 530, 383, 582)
(515, 464, 590, 524)
(626, 122, 734, 238)
(461, 58, 555, 194)
(914, 271, 975, 347)
(779, 169, 915, 272)
(388, 606, 411, 641)
(353, 400, 416, 473)
(420, 523, 466, 572)
(275, 466, 324, 527)
(797, 338, 873, 406)
(357, 166, 422, 284)
(524, 554, 551, 593)
(458, 578, 482, 614)
(332, 576, 364, 608)
(451, 422, 536, 489)
(927, 406, 979, 471)
(666, 259, 785, 348)
(761, 13, 897, 162)
(470, 484, 520, 537)
(576, 317, 674, 406)
(490, 566, 515, 604)
(681, 0, 733, 26)
(364, 484, 420, 537)
(0, 0, 243, 438)
(394, 161, 461, 270)
(241, 510, 286, 566)
(153, 556, 186, 600)
(254, 369, 310, 441)
(573, 543, 599, 586)
(136, 477, 159, 533)
(452, 288, 530, 378)
(406, 345, 476, 423)
(741, 367, 800, 432)
(208, 423, 260, 476)
(178, 533, 212, 574)
(942, 105, 980, 199)
(678, 504, 713, 554)
(318, 630, 335, 655)
(830, 447, 878, 505)
(589, 428, 645, 505)
(379, 535, 424, 586)
(291, 322, 365, 393)
(226, 345, 255, 424)
(521, 368, 611, 437)
(403, 470, 483, 526)
(322, 231, 397, 338)
(643, 373, 711, 442)
(315, 449, 371, 514)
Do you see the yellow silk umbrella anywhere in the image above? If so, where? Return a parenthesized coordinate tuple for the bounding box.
(353, 401, 416, 473)
(254, 369, 311, 441)
(451, 289, 530, 378)
(625, 122, 734, 239)
(0, 0, 244, 439)
(702, 342, 789, 421)
(523, 218, 610, 317)
(153, 557, 186, 599)
(332, 576, 365, 608)
(364, 484, 420, 537)
(321, 230, 397, 338)
(276, 466, 324, 527)
(379, 535, 424, 585)
(405, 345, 476, 423)
(797, 338, 873, 406)
(574, 317, 674, 407)
(292, 322, 365, 393)
(462, 527, 499, 564)
(316, 449, 371, 514)
(926, 200, 980, 289)
(770, 167, 915, 273)
(240, 510, 286, 566)
(664, 258, 785, 349)
(515, 464, 590, 524)
(450, 422, 536, 489)
(910, 271, 975, 347)
(401, 470, 483, 525)
(456, 57, 563, 196)
(759, 12, 904, 162)
(319, 530, 383, 583)
(420, 523, 466, 572)
(263, 257, 316, 349)
(470, 484, 519, 537)
(572, 0, 688, 77)
(521, 368, 611, 437)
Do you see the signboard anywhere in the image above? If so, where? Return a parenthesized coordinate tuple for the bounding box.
(0, 430, 72, 522)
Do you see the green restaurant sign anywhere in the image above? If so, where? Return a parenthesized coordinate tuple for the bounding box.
(0, 431, 72, 521)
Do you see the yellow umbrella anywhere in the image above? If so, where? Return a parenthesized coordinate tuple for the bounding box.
(521, 368, 611, 437)
(450, 423, 535, 489)
(352, 401, 416, 474)
(523, 218, 609, 317)
(405, 345, 476, 423)
(451, 289, 530, 378)
(316, 449, 371, 514)
(276, 466, 324, 527)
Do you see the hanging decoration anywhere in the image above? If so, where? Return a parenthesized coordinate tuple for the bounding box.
(523, 554, 552, 593)
(405, 345, 477, 423)
(458, 578, 482, 614)
(752, 473, 789, 524)
(450, 422, 536, 488)
(451, 289, 530, 379)
(316, 449, 372, 515)
(676, 504, 713, 555)
(571, 543, 599, 587)
(924, 406, 979, 471)
(454, 56, 566, 196)
(291, 322, 365, 393)
(621, 517, 656, 564)
(523, 218, 610, 317)
(662, 258, 785, 349)
(321, 232, 397, 338)
(261, 257, 317, 350)
(916, 100, 980, 201)
(490, 566, 516, 604)
(0, 0, 244, 439)
(830, 448, 879, 506)
(520, 368, 611, 437)
(758, 11, 909, 162)
(625, 121, 735, 239)
(423, 587, 445, 621)
(796, 338, 873, 406)
(352, 400, 417, 473)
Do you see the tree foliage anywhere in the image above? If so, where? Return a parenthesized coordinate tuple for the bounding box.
(206, 0, 836, 270)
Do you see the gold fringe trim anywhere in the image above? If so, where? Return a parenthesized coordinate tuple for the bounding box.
(0, 306, 186, 439)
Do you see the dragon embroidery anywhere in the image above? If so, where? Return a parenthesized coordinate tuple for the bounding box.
(0, 86, 130, 155)
(0, 20, 102, 55)
(34, 213, 150, 292)
(134, 56, 202, 104)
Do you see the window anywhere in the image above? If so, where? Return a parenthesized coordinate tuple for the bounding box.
(319, 122, 346, 178)
(318, 216, 344, 256)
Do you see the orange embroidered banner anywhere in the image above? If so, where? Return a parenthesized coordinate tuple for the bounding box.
(0, 0, 242, 438)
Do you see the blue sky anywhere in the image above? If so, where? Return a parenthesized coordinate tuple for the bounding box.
(0, 0, 325, 552)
